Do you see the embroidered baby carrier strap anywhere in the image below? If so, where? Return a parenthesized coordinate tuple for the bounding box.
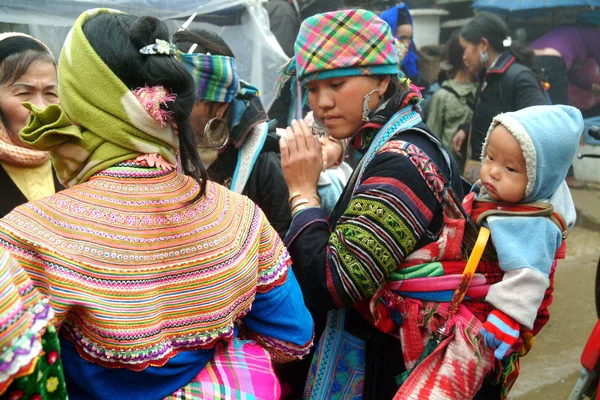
(471, 198, 569, 240)
(357, 148, 496, 398)
(366, 140, 479, 332)
(329, 105, 422, 230)
(229, 122, 269, 194)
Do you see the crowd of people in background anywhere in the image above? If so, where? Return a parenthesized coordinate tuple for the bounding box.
(0, 1, 594, 399)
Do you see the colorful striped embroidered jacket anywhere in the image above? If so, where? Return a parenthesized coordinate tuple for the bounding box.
(0, 164, 313, 375)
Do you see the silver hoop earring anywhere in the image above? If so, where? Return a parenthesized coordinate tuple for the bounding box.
(479, 50, 490, 65)
(362, 88, 381, 122)
(198, 117, 229, 149)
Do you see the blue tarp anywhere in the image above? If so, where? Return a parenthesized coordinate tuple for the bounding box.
(472, 0, 600, 12)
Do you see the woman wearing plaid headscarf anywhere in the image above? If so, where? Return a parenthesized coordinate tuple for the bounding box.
(278, 8, 503, 400)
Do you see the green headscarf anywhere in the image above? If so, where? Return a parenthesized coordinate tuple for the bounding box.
(19, 8, 179, 187)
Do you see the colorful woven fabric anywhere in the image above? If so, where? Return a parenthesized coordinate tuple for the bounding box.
(304, 309, 365, 400)
(0, 164, 309, 372)
(177, 52, 240, 103)
(18, 8, 179, 188)
(165, 338, 280, 400)
(2, 325, 68, 400)
(0, 248, 67, 399)
(393, 304, 493, 400)
(0, 248, 51, 391)
(279, 8, 399, 89)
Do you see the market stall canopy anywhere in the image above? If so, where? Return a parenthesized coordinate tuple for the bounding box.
(0, 0, 288, 109)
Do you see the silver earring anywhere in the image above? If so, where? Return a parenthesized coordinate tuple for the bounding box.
(479, 50, 490, 65)
(198, 117, 229, 149)
(362, 88, 381, 122)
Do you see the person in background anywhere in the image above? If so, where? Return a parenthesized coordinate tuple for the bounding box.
(264, 0, 301, 129)
(0, 33, 62, 217)
(380, 2, 430, 91)
(531, 19, 600, 108)
(173, 29, 292, 237)
(0, 9, 313, 400)
(452, 12, 548, 182)
(426, 30, 476, 169)
(530, 23, 599, 188)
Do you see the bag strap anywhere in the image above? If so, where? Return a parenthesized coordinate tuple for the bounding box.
(472, 198, 569, 239)
(465, 120, 474, 161)
(440, 86, 475, 112)
(330, 106, 422, 229)
(446, 226, 490, 319)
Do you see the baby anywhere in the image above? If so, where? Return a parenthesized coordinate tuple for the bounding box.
(473, 105, 581, 360)
(304, 112, 353, 217)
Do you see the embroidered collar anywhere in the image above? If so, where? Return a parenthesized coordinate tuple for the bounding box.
(485, 51, 516, 76)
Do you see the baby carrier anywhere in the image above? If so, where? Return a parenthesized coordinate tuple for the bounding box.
(366, 183, 568, 399)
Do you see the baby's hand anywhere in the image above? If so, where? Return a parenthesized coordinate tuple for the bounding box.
(480, 310, 520, 360)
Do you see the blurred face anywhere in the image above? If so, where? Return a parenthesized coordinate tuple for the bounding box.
(320, 135, 343, 170)
(0, 60, 58, 146)
(191, 101, 229, 169)
(459, 35, 484, 73)
(395, 24, 413, 50)
(479, 124, 528, 203)
(306, 75, 388, 140)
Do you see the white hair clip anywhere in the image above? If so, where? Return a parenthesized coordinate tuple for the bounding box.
(503, 36, 512, 48)
(139, 39, 177, 56)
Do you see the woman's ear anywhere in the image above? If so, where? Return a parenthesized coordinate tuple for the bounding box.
(378, 76, 391, 95)
(214, 103, 229, 119)
(479, 38, 490, 53)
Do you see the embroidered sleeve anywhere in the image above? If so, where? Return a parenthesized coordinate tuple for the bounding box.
(256, 211, 290, 293)
(0, 212, 69, 330)
(0, 248, 54, 394)
(327, 148, 441, 307)
(242, 212, 314, 361)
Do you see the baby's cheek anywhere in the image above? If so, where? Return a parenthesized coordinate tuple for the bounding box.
(322, 148, 328, 171)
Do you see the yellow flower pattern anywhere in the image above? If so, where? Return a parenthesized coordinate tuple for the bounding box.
(46, 376, 59, 393)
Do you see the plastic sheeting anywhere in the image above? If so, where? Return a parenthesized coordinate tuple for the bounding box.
(0, 0, 288, 109)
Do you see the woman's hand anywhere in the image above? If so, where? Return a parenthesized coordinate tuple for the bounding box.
(279, 119, 323, 198)
(452, 128, 467, 156)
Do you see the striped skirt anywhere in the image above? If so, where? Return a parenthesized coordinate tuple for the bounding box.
(165, 338, 281, 400)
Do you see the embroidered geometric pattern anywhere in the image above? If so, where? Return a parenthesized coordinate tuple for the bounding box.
(326, 109, 434, 306)
(0, 164, 296, 371)
(329, 177, 429, 304)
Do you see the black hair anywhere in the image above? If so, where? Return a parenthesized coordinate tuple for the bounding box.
(443, 30, 467, 78)
(0, 36, 55, 130)
(0, 36, 55, 87)
(460, 12, 536, 71)
(172, 29, 236, 144)
(82, 13, 207, 197)
(397, 9, 412, 27)
(172, 29, 234, 58)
